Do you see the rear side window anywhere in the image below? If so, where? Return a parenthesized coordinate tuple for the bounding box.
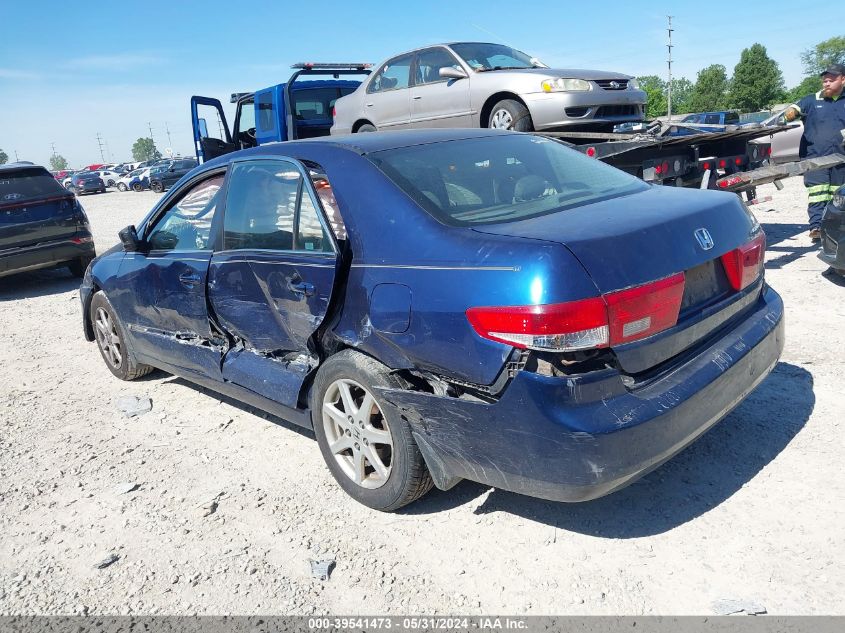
(1, 167, 67, 206)
(368, 134, 647, 226)
(223, 160, 332, 252)
(368, 54, 413, 92)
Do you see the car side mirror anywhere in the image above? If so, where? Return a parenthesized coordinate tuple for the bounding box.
(119, 225, 143, 252)
(439, 66, 468, 80)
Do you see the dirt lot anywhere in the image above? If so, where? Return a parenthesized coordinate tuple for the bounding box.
(1, 179, 843, 616)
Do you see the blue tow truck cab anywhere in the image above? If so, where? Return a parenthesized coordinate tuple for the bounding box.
(191, 62, 371, 164)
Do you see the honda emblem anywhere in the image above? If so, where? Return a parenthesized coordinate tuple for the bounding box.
(694, 228, 714, 250)
(609, 81, 620, 89)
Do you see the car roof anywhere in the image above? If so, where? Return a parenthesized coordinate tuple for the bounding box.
(0, 162, 47, 173)
(203, 129, 514, 171)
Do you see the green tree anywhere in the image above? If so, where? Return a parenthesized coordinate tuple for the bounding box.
(49, 154, 68, 170)
(132, 137, 161, 162)
(637, 75, 667, 118)
(787, 76, 822, 103)
(0, 149, 8, 165)
(688, 64, 730, 112)
(801, 35, 845, 76)
(729, 43, 785, 111)
(669, 77, 694, 114)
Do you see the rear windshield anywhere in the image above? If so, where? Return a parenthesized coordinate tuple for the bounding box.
(367, 134, 647, 226)
(1, 167, 68, 206)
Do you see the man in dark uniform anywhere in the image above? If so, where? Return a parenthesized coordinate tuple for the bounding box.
(785, 63, 845, 242)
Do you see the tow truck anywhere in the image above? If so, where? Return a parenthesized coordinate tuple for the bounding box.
(191, 66, 843, 196)
(190, 62, 371, 164)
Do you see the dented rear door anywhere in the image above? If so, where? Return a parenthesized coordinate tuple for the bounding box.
(208, 158, 339, 409)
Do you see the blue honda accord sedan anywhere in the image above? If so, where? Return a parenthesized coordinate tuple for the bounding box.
(80, 129, 784, 511)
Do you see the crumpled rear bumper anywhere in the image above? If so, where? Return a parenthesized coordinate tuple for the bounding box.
(376, 285, 784, 503)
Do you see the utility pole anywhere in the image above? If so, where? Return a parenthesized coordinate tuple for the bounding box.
(147, 122, 157, 159)
(96, 133, 106, 162)
(14, 150, 19, 161)
(51, 142, 57, 157)
(666, 15, 674, 122)
(165, 121, 173, 148)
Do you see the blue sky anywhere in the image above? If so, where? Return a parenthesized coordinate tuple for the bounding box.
(0, 0, 841, 168)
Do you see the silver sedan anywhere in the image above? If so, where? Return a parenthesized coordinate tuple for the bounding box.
(331, 42, 646, 134)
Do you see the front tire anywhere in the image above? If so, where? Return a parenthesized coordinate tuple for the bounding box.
(132, 183, 142, 192)
(311, 350, 433, 511)
(488, 99, 533, 131)
(151, 181, 164, 193)
(90, 291, 154, 381)
(117, 182, 127, 192)
(356, 123, 377, 133)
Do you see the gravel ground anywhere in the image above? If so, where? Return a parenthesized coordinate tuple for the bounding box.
(0, 179, 843, 616)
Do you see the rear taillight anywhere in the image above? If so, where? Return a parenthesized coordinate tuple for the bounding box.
(720, 232, 766, 291)
(332, 106, 336, 117)
(466, 273, 685, 352)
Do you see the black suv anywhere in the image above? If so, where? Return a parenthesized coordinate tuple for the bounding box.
(149, 158, 198, 193)
(1, 163, 96, 278)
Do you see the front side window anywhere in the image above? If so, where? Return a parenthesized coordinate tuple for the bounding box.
(223, 160, 332, 252)
(368, 135, 647, 226)
(368, 54, 413, 93)
(415, 48, 461, 85)
(147, 174, 224, 251)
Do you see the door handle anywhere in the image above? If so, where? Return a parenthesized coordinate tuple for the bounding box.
(413, 95, 422, 100)
(365, 103, 374, 107)
(289, 281, 315, 297)
(179, 271, 201, 287)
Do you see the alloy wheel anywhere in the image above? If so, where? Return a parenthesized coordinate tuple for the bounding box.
(322, 378, 393, 489)
(94, 307, 122, 368)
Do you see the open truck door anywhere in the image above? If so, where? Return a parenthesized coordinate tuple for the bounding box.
(191, 96, 235, 164)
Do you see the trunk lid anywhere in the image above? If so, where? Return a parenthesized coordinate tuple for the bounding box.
(473, 186, 762, 374)
(473, 186, 756, 293)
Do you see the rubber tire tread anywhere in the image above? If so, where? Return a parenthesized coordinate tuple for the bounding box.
(489, 99, 533, 132)
(311, 349, 433, 511)
(68, 256, 93, 278)
(90, 291, 154, 381)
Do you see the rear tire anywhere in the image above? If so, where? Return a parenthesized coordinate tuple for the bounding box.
(356, 123, 377, 133)
(311, 350, 433, 511)
(132, 183, 142, 192)
(90, 291, 154, 381)
(67, 255, 93, 278)
(487, 99, 533, 132)
(151, 181, 164, 193)
(117, 182, 127, 192)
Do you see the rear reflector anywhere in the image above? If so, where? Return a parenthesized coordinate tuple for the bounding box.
(466, 273, 685, 352)
(720, 232, 766, 291)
